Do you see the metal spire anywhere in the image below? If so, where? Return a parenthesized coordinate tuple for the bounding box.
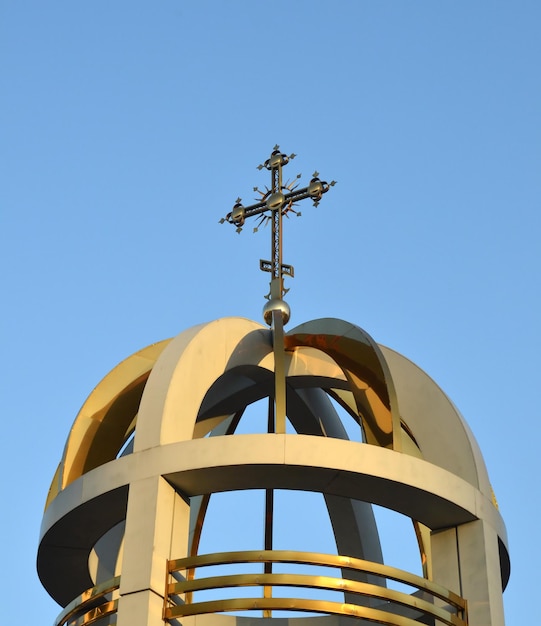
(220, 146, 335, 435)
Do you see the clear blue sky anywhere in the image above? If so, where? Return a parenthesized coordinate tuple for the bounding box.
(1, 2, 539, 624)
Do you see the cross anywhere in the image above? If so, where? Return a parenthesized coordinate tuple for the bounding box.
(220, 146, 336, 313)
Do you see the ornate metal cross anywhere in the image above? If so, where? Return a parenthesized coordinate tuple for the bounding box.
(220, 146, 335, 311)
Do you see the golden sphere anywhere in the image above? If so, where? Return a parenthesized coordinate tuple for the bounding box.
(231, 204, 245, 226)
(269, 151, 286, 168)
(262, 299, 291, 326)
(308, 179, 323, 198)
(266, 192, 285, 211)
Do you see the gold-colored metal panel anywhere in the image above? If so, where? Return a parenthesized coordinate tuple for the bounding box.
(67, 600, 117, 626)
(286, 345, 347, 381)
(413, 521, 431, 580)
(167, 550, 465, 608)
(169, 573, 463, 626)
(45, 462, 62, 509)
(41, 434, 503, 542)
(286, 319, 401, 449)
(272, 309, 286, 433)
(54, 576, 120, 626)
(134, 318, 274, 450)
(59, 317, 397, 461)
(379, 344, 490, 495)
(166, 597, 464, 626)
(166, 550, 466, 626)
(55, 340, 171, 497)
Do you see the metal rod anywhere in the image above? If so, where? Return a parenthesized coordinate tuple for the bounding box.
(263, 398, 275, 616)
(272, 309, 286, 434)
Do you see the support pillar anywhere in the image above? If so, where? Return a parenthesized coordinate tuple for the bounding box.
(116, 476, 190, 626)
(431, 520, 505, 626)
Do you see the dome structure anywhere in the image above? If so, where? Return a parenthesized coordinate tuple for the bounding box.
(38, 316, 509, 626)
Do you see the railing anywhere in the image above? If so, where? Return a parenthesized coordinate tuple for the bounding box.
(54, 576, 120, 626)
(165, 550, 467, 626)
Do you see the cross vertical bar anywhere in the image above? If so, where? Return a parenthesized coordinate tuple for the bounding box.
(270, 158, 283, 298)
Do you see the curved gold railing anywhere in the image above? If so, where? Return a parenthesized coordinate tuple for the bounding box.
(54, 576, 120, 626)
(165, 550, 467, 626)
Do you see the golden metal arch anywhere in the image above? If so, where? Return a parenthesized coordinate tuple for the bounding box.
(286, 318, 401, 450)
(46, 339, 171, 505)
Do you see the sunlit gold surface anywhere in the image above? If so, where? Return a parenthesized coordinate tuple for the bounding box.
(165, 550, 466, 626)
(168, 550, 464, 606)
(48, 339, 170, 503)
(42, 434, 504, 535)
(54, 576, 120, 626)
(286, 319, 401, 449)
(272, 309, 286, 433)
(169, 598, 462, 626)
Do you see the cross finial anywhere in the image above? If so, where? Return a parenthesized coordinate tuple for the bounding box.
(220, 146, 336, 326)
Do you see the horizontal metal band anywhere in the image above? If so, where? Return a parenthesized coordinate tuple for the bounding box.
(170, 572, 463, 626)
(39, 436, 507, 606)
(168, 549, 465, 609)
(54, 577, 120, 626)
(165, 596, 465, 626)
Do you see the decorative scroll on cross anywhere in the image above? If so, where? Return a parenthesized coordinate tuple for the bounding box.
(220, 146, 335, 310)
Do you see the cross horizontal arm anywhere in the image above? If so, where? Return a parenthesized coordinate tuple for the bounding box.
(221, 177, 335, 231)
